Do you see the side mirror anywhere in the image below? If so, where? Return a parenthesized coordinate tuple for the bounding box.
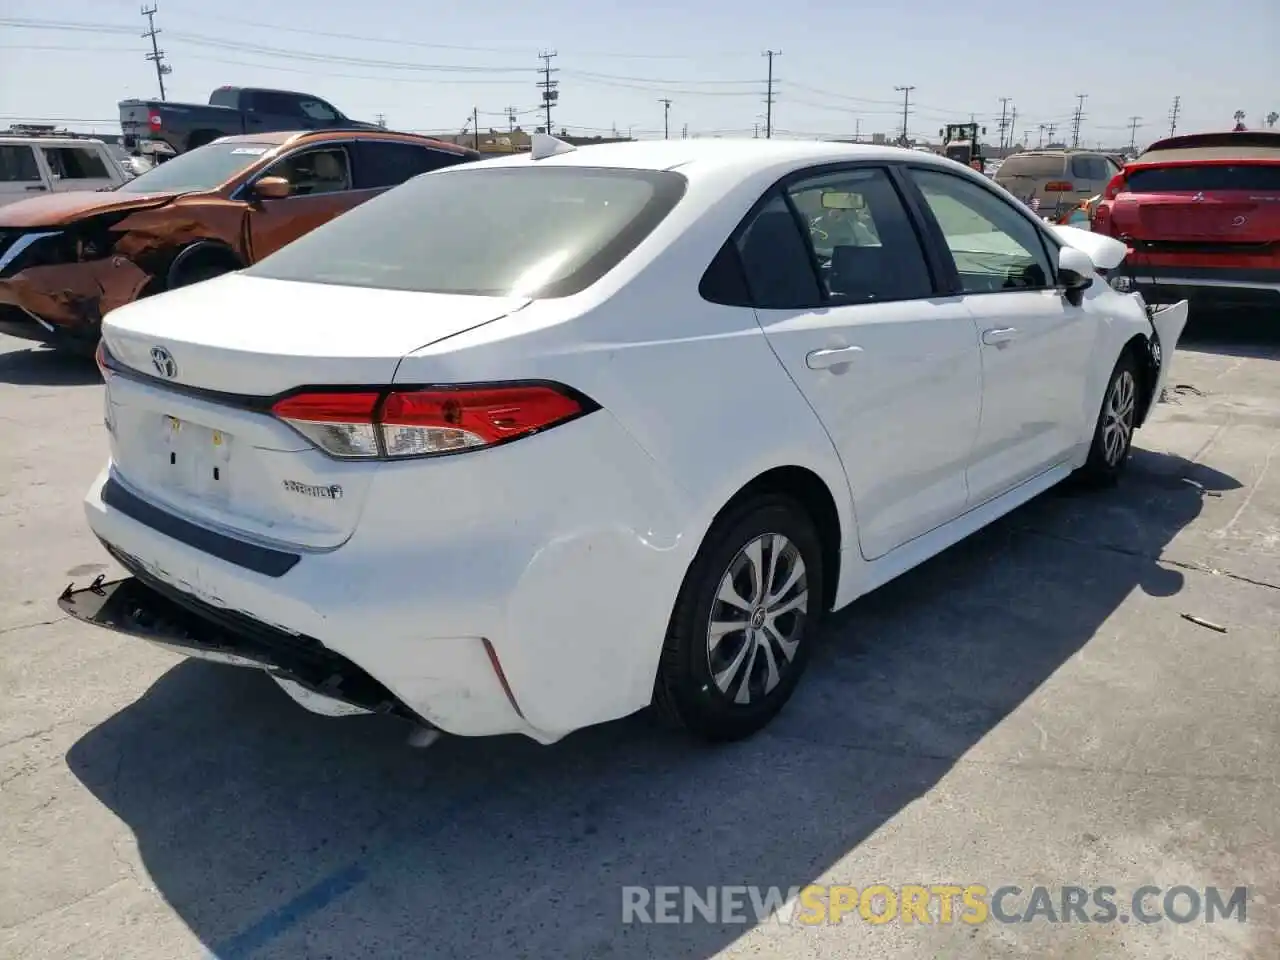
(1058, 245, 1096, 305)
(252, 176, 292, 200)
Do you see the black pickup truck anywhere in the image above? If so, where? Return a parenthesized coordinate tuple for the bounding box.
(119, 86, 380, 156)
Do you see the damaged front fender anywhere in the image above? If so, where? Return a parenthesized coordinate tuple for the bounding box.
(0, 256, 152, 329)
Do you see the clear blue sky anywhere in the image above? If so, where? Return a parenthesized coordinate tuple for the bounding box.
(2, 0, 1276, 148)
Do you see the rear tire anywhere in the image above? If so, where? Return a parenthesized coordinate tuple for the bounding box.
(1077, 350, 1141, 487)
(653, 495, 825, 742)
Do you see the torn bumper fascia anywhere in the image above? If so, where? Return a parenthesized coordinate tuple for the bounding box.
(58, 574, 414, 721)
(1147, 299, 1190, 405)
(0, 257, 151, 332)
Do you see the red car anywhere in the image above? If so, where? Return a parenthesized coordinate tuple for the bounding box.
(1093, 130, 1280, 312)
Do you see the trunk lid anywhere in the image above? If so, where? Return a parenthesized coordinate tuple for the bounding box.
(1108, 163, 1280, 244)
(101, 273, 530, 549)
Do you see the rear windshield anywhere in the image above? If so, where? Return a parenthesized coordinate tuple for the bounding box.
(1125, 164, 1280, 193)
(997, 155, 1066, 178)
(118, 141, 275, 193)
(247, 165, 688, 298)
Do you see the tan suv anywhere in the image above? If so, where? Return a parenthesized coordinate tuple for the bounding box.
(993, 150, 1122, 220)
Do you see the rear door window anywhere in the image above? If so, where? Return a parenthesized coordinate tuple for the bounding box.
(733, 193, 823, 309)
(353, 141, 471, 190)
(786, 167, 935, 304)
(1125, 165, 1280, 192)
(0, 145, 41, 182)
(40, 147, 111, 180)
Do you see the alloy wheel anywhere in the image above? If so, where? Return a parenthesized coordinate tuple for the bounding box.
(705, 533, 809, 705)
(1102, 369, 1136, 467)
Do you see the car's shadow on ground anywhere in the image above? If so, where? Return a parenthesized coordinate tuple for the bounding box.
(1179, 310, 1280, 361)
(66, 449, 1240, 960)
(0, 343, 100, 386)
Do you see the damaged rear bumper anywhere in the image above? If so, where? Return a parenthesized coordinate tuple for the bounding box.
(58, 558, 425, 723)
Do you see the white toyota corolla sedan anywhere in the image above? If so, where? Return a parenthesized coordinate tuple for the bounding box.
(62, 135, 1188, 745)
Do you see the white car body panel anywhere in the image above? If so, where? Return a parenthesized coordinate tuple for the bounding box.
(82, 138, 1178, 742)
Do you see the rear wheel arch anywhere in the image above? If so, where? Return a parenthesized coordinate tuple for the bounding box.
(704, 465, 842, 614)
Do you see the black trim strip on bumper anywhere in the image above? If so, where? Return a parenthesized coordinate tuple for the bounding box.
(101, 477, 301, 577)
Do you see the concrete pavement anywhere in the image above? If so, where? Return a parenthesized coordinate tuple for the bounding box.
(0, 322, 1276, 959)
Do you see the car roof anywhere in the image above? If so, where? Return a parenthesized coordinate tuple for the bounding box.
(460, 137, 955, 180)
(214, 129, 476, 154)
(0, 135, 107, 147)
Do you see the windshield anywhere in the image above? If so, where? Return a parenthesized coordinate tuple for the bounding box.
(247, 165, 688, 298)
(117, 141, 275, 193)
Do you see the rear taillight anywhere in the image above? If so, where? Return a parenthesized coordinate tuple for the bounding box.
(1103, 172, 1127, 200)
(270, 384, 593, 460)
(148, 113, 162, 130)
(1044, 181, 1074, 193)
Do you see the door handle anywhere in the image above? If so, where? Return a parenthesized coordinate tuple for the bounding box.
(805, 345, 863, 370)
(981, 326, 1019, 346)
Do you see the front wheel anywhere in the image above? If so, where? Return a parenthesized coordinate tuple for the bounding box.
(653, 495, 825, 742)
(1077, 350, 1141, 486)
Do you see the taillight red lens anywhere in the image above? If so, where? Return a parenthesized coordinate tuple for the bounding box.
(270, 384, 590, 460)
(1103, 172, 1127, 200)
(1044, 180, 1075, 192)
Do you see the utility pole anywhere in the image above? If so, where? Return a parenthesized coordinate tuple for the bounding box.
(505, 106, 518, 134)
(1127, 115, 1142, 153)
(472, 107, 480, 150)
(1070, 93, 1088, 147)
(681, 122, 688, 140)
(894, 85, 915, 145)
(1168, 95, 1181, 137)
(854, 118, 861, 142)
(658, 98, 672, 139)
(753, 122, 759, 139)
(762, 50, 780, 139)
(140, 5, 171, 100)
(1022, 128, 1032, 149)
(997, 98, 1011, 151)
(1037, 123, 1046, 148)
(1007, 106, 1017, 153)
(537, 50, 558, 135)
(375, 113, 387, 129)
(1046, 122, 1058, 144)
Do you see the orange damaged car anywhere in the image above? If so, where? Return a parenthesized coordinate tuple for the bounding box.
(0, 129, 480, 354)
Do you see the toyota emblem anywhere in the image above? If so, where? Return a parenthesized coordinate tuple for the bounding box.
(1232, 215, 1247, 227)
(150, 346, 177, 379)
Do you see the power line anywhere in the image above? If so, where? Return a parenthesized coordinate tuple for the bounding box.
(139, 5, 171, 100)
(894, 85, 915, 145)
(1168, 95, 1181, 137)
(537, 50, 558, 134)
(658, 97, 672, 139)
(762, 50, 780, 139)
(1070, 93, 1088, 147)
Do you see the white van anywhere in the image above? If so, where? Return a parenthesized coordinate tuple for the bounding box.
(0, 131, 128, 207)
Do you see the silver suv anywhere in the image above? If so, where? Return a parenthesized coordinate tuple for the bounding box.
(993, 150, 1122, 220)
